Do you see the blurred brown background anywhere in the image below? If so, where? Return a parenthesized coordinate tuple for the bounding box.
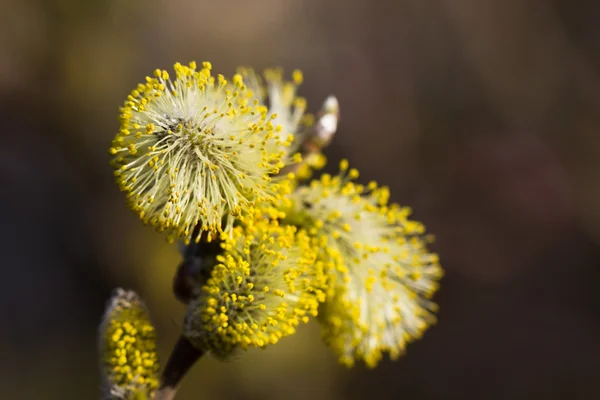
(2, 0, 600, 398)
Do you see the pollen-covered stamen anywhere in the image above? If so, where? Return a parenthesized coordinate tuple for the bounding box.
(284, 160, 443, 368)
(111, 62, 287, 243)
(183, 217, 327, 359)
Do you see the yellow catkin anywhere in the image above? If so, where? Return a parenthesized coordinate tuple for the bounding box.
(235, 66, 314, 165)
(99, 289, 160, 399)
(183, 216, 327, 359)
(110, 61, 289, 243)
(284, 160, 443, 368)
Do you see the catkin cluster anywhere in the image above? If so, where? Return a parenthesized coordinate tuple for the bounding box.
(104, 61, 443, 379)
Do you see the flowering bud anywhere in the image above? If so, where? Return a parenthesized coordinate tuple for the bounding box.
(285, 160, 443, 367)
(183, 217, 327, 359)
(99, 289, 160, 399)
(110, 61, 289, 243)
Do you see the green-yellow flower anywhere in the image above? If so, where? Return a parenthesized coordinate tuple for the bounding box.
(236, 67, 312, 161)
(99, 289, 160, 399)
(183, 216, 327, 359)
(284, 161, 443, 368)
(235, 67, 338, 181)
(110, 61, 289, 243)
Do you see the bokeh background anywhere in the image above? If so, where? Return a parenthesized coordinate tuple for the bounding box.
(2, 0, 600, 398)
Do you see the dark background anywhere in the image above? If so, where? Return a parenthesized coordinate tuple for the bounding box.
(1, 0, 600, 398)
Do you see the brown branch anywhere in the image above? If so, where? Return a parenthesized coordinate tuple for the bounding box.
(154, 335, 204, 399)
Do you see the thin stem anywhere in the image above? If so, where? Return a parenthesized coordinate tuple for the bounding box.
(154, 335, 204, 399)
(153, 387, 177, 400)
(174, 230, 223, 304)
